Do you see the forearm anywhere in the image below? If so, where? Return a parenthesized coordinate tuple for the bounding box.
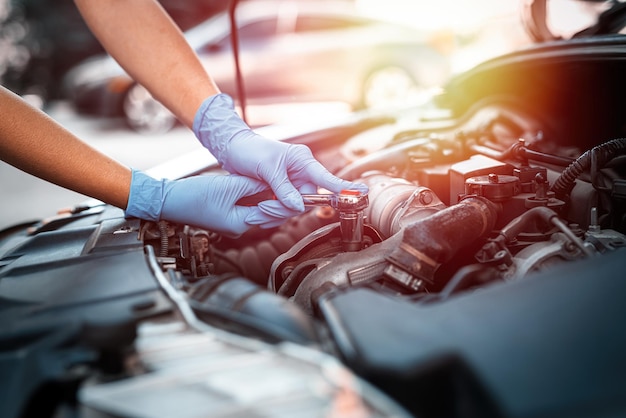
(0, 86, 131, 209)
(74, 0, 220, 128)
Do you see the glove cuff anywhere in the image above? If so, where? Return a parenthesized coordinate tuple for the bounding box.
(125, 169, 166, 221)
(192, 93, 251, 164)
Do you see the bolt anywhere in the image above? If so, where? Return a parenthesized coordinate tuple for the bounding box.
(302, 191, 368, 252)
(418, 190, 434, 205)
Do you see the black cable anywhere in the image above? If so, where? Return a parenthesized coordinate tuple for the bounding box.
(277, 258, 327, 297)
(228, 0, 247, 124)
(520, 148, 575, 167)
(439, 264, 503, 301)
(551, 138, 626, 199)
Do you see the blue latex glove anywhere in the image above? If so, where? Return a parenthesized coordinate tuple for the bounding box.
(192, 94, 368, 214)
(125, 170, 298, 237)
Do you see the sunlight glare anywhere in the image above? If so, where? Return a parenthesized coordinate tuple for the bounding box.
(354, 0, 519, 33)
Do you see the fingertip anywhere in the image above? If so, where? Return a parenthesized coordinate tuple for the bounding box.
(243, 207, 270, 227)
(261, 197, 303, 217)
(315, 170, 367, 195)
(276, 190, 305, 212)
(243, 204, 294, 229)
(297, 182, 318, 195)
(329, 181, 370, 196)
(348, 182, 369, 194)
(288, 196, 305, 212)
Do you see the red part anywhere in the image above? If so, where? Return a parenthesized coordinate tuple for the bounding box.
(340, 189, 362, 196)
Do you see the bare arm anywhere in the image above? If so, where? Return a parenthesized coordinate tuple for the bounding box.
(74, 0, 220, 128)
(0, 86, 131, 209)
(72, 0, 367, 213)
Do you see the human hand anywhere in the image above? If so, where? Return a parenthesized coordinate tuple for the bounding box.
(192, 94, 368, 213)
(125, 170, 299, 237)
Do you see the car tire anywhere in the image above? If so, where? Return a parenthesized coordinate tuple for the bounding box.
(123, 84, 177, 134)
(361, 65, 423, 110)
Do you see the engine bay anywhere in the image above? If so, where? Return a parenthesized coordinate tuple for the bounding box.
(144, 95, 626, 314)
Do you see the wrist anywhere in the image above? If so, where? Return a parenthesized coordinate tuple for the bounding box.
(125, 169, 166, 221)
(192, 93, 251, 159)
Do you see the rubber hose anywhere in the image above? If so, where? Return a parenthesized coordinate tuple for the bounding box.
(218, 209, 338, 284)
(551, 138, 626, 199)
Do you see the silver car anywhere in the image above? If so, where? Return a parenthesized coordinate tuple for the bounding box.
(62, 0, 451, 133)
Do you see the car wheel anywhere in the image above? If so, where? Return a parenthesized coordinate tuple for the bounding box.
(123, 84, 177, 134)
(361, 65, 423, 110)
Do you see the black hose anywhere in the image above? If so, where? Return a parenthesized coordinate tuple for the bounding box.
(438, 264, 491, 300)
(551, 138, 626, 199)
(496, 206, 594, 257)
(520, 148, 575, 167)
(498, 206, 557, 244)
(468, 142, 575, 166)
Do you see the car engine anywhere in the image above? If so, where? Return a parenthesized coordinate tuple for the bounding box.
(140, 35, 626, 416)
(145, 93, 626, 315)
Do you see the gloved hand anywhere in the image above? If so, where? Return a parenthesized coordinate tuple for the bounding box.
(125, 170, 299, 237)
(192, 94, 368, 214)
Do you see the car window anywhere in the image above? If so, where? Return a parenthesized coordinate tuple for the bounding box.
(294, 15, 370, 32)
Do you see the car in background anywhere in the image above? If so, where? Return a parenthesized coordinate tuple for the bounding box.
(0, 0, 225, 103)
(62, 0, 450, 133)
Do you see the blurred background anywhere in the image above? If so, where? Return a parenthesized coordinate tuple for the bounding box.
(0, 0, 528, 105)
(2, 0, 600, 230)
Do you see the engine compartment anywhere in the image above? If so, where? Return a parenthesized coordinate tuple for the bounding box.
(143, 95, 626, 317)
(135, 39, 626, 415)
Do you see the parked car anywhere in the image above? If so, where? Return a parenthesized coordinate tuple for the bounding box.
(62, 0, 450, 133)
(3, 1, 626, 417)
(0, 0, 226, 102)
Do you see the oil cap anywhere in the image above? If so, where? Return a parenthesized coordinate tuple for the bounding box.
(465, 174, 520, 202)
